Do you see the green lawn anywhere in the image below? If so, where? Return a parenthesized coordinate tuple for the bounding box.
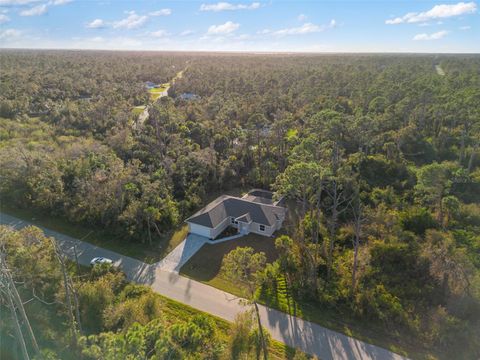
(1, 202, 187, 264)
(180, 233, 280, 296)
(132, 105, 146, 115)
(148, 84, 169, 101)
(180, 232, 429, 359)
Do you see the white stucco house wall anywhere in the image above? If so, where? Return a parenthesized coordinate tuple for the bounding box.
(186, 189, 286, 240)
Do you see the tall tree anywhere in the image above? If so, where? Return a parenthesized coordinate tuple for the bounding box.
(222, 247, 268, 360)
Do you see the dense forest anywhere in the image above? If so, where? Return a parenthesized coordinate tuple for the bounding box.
(1, 50, 479, 359)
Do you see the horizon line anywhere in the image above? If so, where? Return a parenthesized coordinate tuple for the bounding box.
(1, 47, 479, 55)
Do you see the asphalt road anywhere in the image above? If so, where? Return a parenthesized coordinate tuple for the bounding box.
(1, 212, 409, 360)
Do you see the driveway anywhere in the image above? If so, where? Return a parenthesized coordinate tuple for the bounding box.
(156, 233, 208, 273)
(0, 212, 409, 360)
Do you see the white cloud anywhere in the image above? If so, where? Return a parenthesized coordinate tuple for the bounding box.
(297, 14, 307, 22)
(150, 29, 169, 38)
(19, 3, 47, 16)
(113, 11, 148, 29)
(386, 2, 477, 24)
(200, 2, 260, 12)
(0, 28, 21, 40)
(0, 0, 40, 5)
(0, 13, 10, 23)
(207, 21, 239, 35)
(180, 30, 195, 36)
(264, 19, 336, 36)
(234, 33, 250, 40)
(49, 0, 71, 5)
(149, 8, 171, 16)
(460, 25, 471, 30)
(413, 30, 449, 40)
(86, 19, 105, 29)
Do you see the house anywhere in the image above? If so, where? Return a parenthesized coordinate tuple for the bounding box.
(145, 81, 158, 89)
(186, 190, 286, 239)
(179, 92, 200, 101)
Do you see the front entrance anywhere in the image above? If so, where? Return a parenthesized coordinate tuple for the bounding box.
(238, 222, 250, 235)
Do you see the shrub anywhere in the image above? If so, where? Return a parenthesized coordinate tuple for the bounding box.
(399, 207, 437, 236)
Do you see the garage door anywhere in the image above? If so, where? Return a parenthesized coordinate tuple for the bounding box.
(188, 223, 212, 238)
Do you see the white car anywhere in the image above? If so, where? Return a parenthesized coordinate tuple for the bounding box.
(90, 257, 113, 266)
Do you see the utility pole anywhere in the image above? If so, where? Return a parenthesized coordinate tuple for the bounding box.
(6, 287, 30, 360)
(1, 249, 40, 359)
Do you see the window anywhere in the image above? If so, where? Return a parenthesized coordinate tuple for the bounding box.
(259, 224, 265, 231)
(231, 217, 235, 224)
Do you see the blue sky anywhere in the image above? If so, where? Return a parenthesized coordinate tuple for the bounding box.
(0, 1, 478, 52)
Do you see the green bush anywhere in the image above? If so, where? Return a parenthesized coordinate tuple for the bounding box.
(399, 207, 437, 236)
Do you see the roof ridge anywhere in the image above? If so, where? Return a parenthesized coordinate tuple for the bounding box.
(226, 196, 285, 209)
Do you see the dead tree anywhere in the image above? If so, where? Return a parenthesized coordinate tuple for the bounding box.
(50, 239, 81, 344)
(324, 143, 353, 280)
(350, 188, 367, 297)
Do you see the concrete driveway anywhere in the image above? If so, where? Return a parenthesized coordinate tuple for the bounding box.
(156, 233, 208, 273)
(0, 212, 410, 360)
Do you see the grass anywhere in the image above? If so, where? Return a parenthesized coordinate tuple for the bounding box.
(180, 232, 429, 359)
(158, 293, 307, 359)
(1, 202, 188, 264)
(132, 105, 146, 115)
(180, 233, 279, 296)
(148, 84, 169, 101)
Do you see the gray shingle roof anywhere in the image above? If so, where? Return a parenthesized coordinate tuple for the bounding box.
(235, 213, 252, 223)
(186, 195, 285, 228)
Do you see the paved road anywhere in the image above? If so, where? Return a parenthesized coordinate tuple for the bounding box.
(0, 212, 409, 360)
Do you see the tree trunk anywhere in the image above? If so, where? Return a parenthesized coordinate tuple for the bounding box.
(351, 193, 363, 296)
(71, 283, 83, 335)
(459, 128, 466, 163)
(55, 242, 78, 345)
(351, 217, 361, 296)
(253, 301, 268, 360)
(438, 196, 444, 229)
(467, 141, 479, 173)
(327, 180, 339, 280)
(147, 217, 152, 245)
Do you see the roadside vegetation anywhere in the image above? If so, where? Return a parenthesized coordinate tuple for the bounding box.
(2, 200, 188, 263)
(1, 51, 479, 359)
(0, 226, 308, 359)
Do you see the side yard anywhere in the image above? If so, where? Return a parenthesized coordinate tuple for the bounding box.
(180, 233, 424, 359)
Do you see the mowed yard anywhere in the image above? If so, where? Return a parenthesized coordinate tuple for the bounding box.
(180, 233, 280, 296)
(149, 85, 168, 100)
